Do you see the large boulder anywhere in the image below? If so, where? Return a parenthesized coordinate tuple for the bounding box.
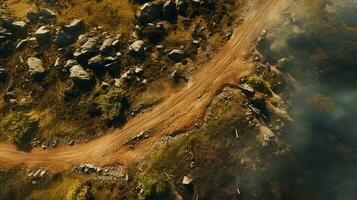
(69, 65, 91, 85)
(129, 40, 145, 56)
(137, 2, 163, 24)
(35, 26, 51, 44)
(168, 49, 185, 62)
(27, 57, 46, 79)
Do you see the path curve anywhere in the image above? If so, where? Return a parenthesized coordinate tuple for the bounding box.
(0, 0, 293, 169)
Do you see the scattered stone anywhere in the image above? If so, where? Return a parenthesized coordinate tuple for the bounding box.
(182, 175, 193, 185)
(137, 2, 163, 24)
(10, 21, 27, 36)
(15, 39, 28, 50)
(27, 57, 46, 79)
(134, 67, 144, 77)
(64, 19, 85, 35)
(163, 0, 177, 21)
(39, 8, 57, 20)
(88, 55, 104, 69)
(26, 10, 40, 23)
(168, 49, 185, 62)
(238, 83, 255, 96)
(176, 0, 188, 15)
(124, 130, 150, 145)
(0, 68, 7, 82)
(35, 26, 51, 44)
(129, 40, 145, 56)
(100, 38, 114, 55)
(69, 65, 91, 85)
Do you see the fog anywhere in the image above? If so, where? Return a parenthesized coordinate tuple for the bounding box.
(239, 0, 357, 199)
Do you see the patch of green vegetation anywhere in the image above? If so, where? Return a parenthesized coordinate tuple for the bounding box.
(66, 181, 94, 200)
(0, 111, 39, 148)
(246, 74, 272, 95)
(95, 89, 128, 122)
(138, 172, 173, 200)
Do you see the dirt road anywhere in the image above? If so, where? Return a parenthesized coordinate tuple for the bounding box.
(0, 0, 293, 169)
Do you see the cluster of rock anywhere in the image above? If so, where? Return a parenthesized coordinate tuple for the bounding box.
(74, 164, 128, 182)
(27, 168, 48, 184)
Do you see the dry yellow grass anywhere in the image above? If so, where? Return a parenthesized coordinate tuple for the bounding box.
(56, 0, 134, 32)
(5, 0, 134, 32)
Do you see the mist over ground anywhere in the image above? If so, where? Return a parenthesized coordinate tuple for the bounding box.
(245, 0, 357, 199)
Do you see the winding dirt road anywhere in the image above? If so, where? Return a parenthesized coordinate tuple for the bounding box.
(0, 0, 293, 169)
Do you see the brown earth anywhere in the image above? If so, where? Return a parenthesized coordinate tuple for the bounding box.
(0, 0, 293, 170)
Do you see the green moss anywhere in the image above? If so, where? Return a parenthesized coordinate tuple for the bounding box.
(0, 112, 39, 147)
(66, 181, 93, 200)
(95, 89, 128, 122)
(139, 173, 173, 200)
(246, 74, 272, 95)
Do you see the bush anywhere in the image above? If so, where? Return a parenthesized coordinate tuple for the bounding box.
(66, 181, 93, 200)
(0, 112, 39, 148)
(139, 173, 173, 200)
(95, 89, 128, 122)
(245, 74, 272, 95)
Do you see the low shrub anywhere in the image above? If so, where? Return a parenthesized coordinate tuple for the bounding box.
(0, 112, 39, 148)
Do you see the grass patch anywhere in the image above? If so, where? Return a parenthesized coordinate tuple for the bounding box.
(0, 111, 39, 148)
(95, 89, 128, 123)
(66, 181, 94, 200)
(245, 74, 272, 95)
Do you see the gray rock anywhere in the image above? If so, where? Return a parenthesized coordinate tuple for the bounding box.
(176, 0, 188, 15)
(35, 26, 51, 44)
(129, 40, 145, 56)
(64, 19, 85, 34)
(55, 28, 74, 47)
(27, 57, 46, 78)
(39, 8, 57, 20)
(0, 68, 7, 82)
(64, 59, 77, 70)
(134, 67, 144, 76)
(163, 0, 177, 20)
(88, 55, 104, 68)
(10, 21, 27, 35)
(182, 175, 193, 185)
(99, 38, 114, 54)
(26, 10, 40, 23)
(137, 2, 163, 24)
(15, 39, 28, 50)
(168, 49, 185, 62)
(81, 37, 98, 51)
(69, 65, 91, 84)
